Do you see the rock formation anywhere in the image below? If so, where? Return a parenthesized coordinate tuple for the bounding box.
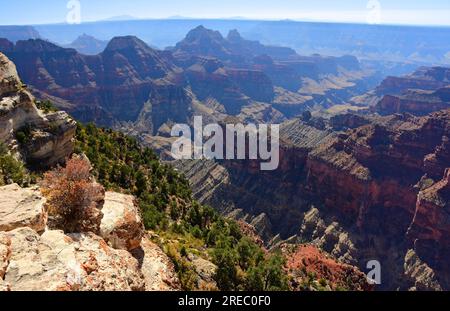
(353, 66, 450, 116)
(403, 249, 442, 291)
(64, 34, 108, 55)
(3, 228, 145, 291)
(375, 88, 449, 116)
(0, 37, 185, 128)
(0, 52, 76, 168)
(172, 26, 298, 64)
(0, 184, 47, 232)
(409, 169, 450, 248)
(100, 192, 145, 251)
(376, 67, 450, 95)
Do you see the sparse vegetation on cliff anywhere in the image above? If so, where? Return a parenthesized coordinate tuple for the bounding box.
(35, 100, 58, 113)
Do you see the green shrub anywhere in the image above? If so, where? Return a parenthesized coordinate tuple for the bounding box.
(212, 242, 239, 291)
(15, 124, 32, 145)
(0, 144, 28, 186)
(75, 123, 192, 230)
(36, 100, 58, 113)
(244, 253, 289, 291)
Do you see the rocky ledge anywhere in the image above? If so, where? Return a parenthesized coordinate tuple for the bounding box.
(0, 184, 181, 291)
(0, 52, 76, 168)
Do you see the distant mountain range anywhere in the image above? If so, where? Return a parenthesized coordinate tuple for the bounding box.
(0, 26, 383, 134)
(1, 19, 450, 64)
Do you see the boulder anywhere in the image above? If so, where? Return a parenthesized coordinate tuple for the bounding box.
(3, 227, 145, 291)
(100, 192, 144, 251)
(131, 236, 181, 291)
(0, 184, 47, 232)
(24, 110, 77, 168)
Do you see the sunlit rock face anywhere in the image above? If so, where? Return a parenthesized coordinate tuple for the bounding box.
(0, 183, 181, 292)
(0, 52, 76, 169)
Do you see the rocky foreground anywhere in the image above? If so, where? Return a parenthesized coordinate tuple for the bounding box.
(0, 183, 181, 291)
(0, 51, 180, 291)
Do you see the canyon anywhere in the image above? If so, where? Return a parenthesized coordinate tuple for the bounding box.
(0, 26, 381, 134)
(175, 108, 450, 290)
(0, 24, 449, 291)
(0, 51, 372, 291)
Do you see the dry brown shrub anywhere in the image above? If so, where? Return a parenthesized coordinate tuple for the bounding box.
(41, 155, 105, 233)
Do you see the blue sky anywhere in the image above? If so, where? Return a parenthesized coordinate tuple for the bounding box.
(1, 0, 450, 26)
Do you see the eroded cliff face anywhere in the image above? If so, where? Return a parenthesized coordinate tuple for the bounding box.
(0, 52, 76, 168)
(0, 37, 189, 128)
(405, 169, 450, 289)
(176, 109, 450, 290)
(375, 89, 449, 116)
(352, 66, 450, 116)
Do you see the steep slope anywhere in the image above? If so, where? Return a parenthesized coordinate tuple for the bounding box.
(176, 109, 450, 290)
(76, 124, 368, 291)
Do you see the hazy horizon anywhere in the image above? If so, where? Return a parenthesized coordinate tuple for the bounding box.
(1, 0, 450, 27)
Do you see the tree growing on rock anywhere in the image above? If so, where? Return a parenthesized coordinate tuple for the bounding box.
(41, 155, 105, 234)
